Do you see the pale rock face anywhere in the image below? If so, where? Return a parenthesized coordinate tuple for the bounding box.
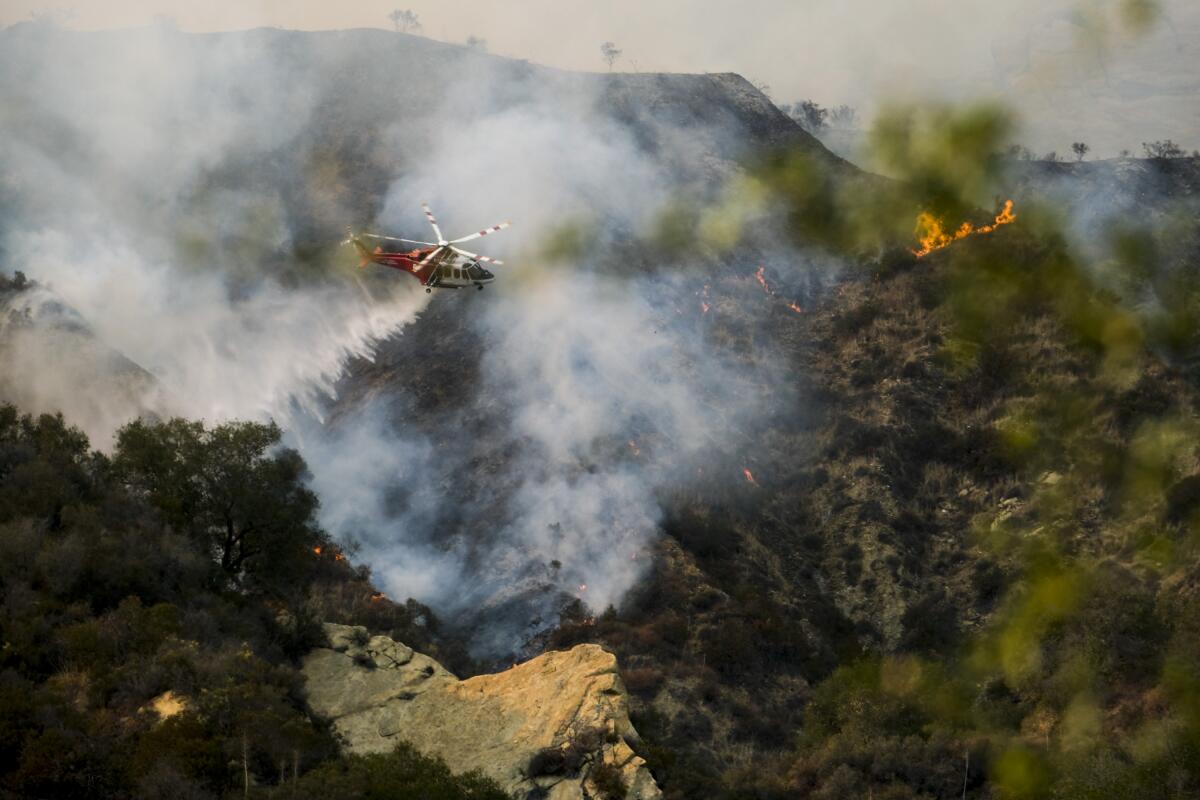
(146, 690, 188, 721)
(302, 623, 662, 800)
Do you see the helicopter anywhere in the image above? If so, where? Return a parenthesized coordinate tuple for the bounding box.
(343, 203, 511, 292)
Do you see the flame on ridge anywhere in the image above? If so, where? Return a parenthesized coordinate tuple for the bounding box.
(912, 200, 1016, 258)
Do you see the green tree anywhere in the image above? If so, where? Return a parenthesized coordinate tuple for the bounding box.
(112, 418, 327, 594)
(0, 406, 97, 525)
(829, 104, 858, 129)
(388, 9, 421, 33)
(600, 41, 622, 70)
(1143, 139, 1185, 159)
(786, 100, 828, 134)
(292, 742, 507, 800)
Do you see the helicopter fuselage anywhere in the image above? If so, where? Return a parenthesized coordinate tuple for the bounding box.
(347, 204, 508, 291)
(353, 240, 495, 290)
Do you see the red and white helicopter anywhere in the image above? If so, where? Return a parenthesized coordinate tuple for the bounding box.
(344, 203, 511, 292)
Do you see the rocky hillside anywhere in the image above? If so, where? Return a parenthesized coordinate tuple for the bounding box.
(324, 146, 1200, 798)
(2, 20, 1200, 800)
(0, 23, 865, 797)
(303, 623, 660, 799)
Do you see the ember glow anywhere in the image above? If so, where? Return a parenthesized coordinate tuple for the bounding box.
(912, 200, 1017, 258)
(754, 265, 770, 293)
(754, 266, 805, 314)
(743, 467, 757, 484)
(314, 544, 345, 561)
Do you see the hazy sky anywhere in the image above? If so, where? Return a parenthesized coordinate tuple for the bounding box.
(4, 0, 1198, 153)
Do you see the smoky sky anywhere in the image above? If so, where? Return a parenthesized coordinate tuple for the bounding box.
(5, 0, 1197, 156)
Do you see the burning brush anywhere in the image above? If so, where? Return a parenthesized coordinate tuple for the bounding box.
(752, 266, 804, 314)
(912, 200, 1016, 258)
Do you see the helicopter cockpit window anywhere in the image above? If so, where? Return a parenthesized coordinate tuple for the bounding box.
(467, 264, 483, 279)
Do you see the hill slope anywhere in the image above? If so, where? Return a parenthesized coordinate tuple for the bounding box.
(4, 22, 1200, 800)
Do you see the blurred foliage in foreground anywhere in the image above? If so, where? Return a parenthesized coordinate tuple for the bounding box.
(728, 98, 1200, 797)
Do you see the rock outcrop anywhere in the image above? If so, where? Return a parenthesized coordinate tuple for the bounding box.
(302, 624, 661, 800)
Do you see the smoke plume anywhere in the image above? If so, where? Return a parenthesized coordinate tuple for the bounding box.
(0, 22, 794, 656)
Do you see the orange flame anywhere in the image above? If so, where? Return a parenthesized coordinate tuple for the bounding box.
(314, 545, 346, 561)
(912, 201, 1017, 257)
(754, 266, 805, 314)
(754, 265, 770, 293)
(912, 200, 1016, 258)
(743, 468, 757, 484)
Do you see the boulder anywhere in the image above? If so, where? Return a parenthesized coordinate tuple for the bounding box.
(302, 624, 661, 800)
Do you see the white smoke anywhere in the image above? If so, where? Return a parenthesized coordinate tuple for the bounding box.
(14, 229, 425, 434)
(0, 23, 789, 656)
(314, 57, 796, 654)
(0, 24, 429, 442)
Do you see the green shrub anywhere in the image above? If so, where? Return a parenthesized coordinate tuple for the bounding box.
(590, 761, 627, 799)
(291, 742, 507, 800)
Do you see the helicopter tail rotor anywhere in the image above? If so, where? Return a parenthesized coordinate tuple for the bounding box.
(338, 231, 368, 266)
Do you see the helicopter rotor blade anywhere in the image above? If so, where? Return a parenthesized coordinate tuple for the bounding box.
(418, 246, 445, 266)
(422, 203, 446, 244)
(449, 222, 511, 244)
(449, 245, 504, 266)
(359, 232, 438, 246)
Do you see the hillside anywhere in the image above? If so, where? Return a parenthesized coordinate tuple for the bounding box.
(0, 22, 845, 264)
(2, 21, 1200, 800)
(321, 126, 1200, 798)
(0, 20, 869, 652)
